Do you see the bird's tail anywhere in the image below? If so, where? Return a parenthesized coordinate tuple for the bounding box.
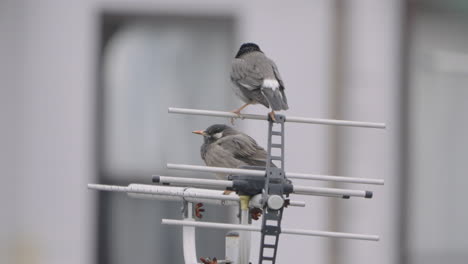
(262, 88, 289, 111)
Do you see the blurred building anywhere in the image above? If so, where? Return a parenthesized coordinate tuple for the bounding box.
(1, 0, 467, 264)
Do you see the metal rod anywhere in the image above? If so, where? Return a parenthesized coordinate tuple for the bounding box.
(88, 183, 239, 204)
(152, 177, 306, 207)
(153, 174, 368, 199)
(163, 219, 259, 231)
(239, 199, 251, 264)
(293, 185, 372, 199)
(127, 192, 241, 206)
(249, 199, 305, 208)
(285, 200, 306, 207)
(155, 175, 234, 188)
(168, 107, 386, 129)
(162, 219, 380, 241)
(287, 172, 384, 185)
(168, 163, 264, 176)
(162, 166, 373, 198)
(183, 203, 198, 264)
(128, 193, 186, 202)
(88, 183, 306, 207)
(167, 163, 384, 185)
(225, 232, 240, 264)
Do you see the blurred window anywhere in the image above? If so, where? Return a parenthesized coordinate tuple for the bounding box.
(96, 14, 236, 264)
(406, 2, 468, 263)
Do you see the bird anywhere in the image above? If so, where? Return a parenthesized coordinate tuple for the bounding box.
(192, 124, 273, 180)
(230, 42, 289, 121)
(193, 124, 273, 219)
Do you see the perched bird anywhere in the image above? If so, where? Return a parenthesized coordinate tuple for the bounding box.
(193, 124, 271, 219)
(230, 42, 289, 121)
(192, 124, 272, 180)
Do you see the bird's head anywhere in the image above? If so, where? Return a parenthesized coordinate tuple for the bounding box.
(192, 124, 235, 144)
(235, 42, 262, 58)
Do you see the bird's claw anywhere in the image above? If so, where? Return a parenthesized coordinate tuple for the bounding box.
(231, 109, 242, 116)
(222, 190, 233, 195)
(195, 203, 205, 219)
(229, 110, 242, 125)
(268, 111, 276, 122)
(230, 117, 236, 125)
(200, 257, 218, 264)
(250, 208, 263, 220)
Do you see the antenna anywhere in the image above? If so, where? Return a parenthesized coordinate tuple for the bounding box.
(88, 107, 385, 264)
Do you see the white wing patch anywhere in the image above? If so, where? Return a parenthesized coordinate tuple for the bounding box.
(262, 79, 280, 91)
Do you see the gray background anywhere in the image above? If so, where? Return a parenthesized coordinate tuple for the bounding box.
(1, 0, 467, 264)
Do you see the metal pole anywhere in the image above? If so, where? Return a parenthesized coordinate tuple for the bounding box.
(162, 219, 380, 241)
(152, 174, 372, 199)
(168, 107, 386, 129)
(167, 163, 384, 185)
(89, 183, 307, 207)
(239, 196, 251, 264)
(183, 202, 198, 264)
(287, 172, 384, 185)
(154, 175, 234, 188)
(168, 163, 264, 176)
(225, 232, 240, 264)
(88, 184, 239, 205)
(293, 185, 373, 199)
(154, 177, 306, 207)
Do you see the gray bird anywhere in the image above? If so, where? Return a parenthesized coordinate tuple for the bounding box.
(192, 124, 273, 180)
(230, 43, 288, 121)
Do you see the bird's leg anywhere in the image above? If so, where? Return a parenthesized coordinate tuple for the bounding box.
(269, 110, 276, 122)
(231, 103, 250, 116)
(230, 103, 250, 124)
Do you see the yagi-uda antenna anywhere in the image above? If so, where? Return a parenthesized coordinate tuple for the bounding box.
(88, 107, 385, 264)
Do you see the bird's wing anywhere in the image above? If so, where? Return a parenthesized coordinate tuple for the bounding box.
(231, 59, 264, 90)
(216, 134, 270, 166)
(269, 58, 285, 90)
(203, 143, 244, 170)
(265, 58, 289, 110)
(231, 59, 270, 107)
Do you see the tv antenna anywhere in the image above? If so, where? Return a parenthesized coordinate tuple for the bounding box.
(89, 107, 385, 264)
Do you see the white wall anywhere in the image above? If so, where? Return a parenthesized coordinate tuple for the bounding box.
(0, 0, 401, 264)
(336, 1, 403, 264)
(237, 1, 336, 263)
(1, 0, 23, 263)
(4, 1, 96, 264)
(407, 9, 468, 264)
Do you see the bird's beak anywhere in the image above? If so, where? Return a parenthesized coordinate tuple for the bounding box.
(192, 130, 205, 136)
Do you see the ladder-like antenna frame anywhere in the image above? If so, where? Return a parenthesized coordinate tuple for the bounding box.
(88, 107, 386, 264)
